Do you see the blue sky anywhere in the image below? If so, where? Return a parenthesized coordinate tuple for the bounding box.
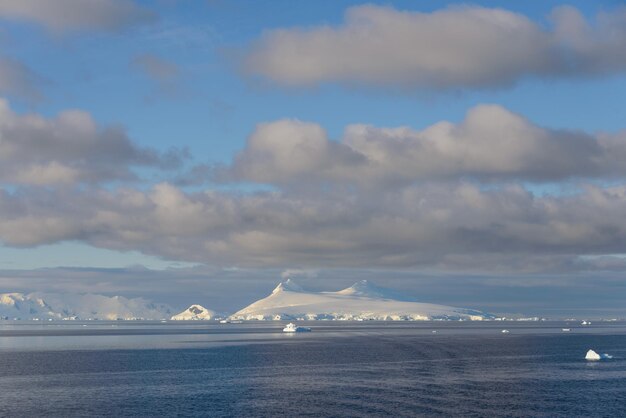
(2, 0, 626, 316)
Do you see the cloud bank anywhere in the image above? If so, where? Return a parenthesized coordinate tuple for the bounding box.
(223, 105, 626, 186)
(244, 5, 626, 89)
(1, 96, 624, 275)
(2, 181, 626, 273)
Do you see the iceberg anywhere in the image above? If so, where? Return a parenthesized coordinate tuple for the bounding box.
(586, 349, 602, 361)
(501, 329, 510, 333)
(586, 350, 612, 360)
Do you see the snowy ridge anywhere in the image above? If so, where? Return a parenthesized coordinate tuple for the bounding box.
(0, 292, 174, 320)
(230, 279, 492, 321)
(171, 305, 217, 320)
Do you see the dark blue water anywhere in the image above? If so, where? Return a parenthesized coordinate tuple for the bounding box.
(0, 322, 625, 417)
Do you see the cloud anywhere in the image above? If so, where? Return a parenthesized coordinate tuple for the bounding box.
(0, 0, 156, 32)
(221, 105, 626, 186)
(0, 57, 45, 102)
(0, 98, 186, 185)
(131, 53, 186, 100)
(132, 54, 179, 81)
(221, 119, 364, 184)
(2, 181, 626, 275)
(280, 268, 318, 280)
(243, 4, 626, 90)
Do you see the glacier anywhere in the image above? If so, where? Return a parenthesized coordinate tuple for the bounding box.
(0, 292, 174, 320)
(229, 279, 493, 321)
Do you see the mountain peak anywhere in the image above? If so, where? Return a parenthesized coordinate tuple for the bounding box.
(272, 278, 304, 294)
(171, 304, 216, 320)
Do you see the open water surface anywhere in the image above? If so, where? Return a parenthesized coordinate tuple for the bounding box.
(0, 321, 625, 417)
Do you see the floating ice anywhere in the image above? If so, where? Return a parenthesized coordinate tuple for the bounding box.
(586, 349, 601, 360)
(501, 329, 510, 333)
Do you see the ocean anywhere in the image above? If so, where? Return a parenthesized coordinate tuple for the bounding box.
(0, 321, 625, 417)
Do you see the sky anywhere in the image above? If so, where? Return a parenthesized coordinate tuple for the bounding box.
(1, 0, 626, 317)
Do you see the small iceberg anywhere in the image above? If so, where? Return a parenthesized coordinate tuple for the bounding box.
(501, 329, 510, 333)
(283, 323, 311, 333)
(586, 349, 612, 361)
(562, 328, 571, 332)
(581, 321, 591, 325)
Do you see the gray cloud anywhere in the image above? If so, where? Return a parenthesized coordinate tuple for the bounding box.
(222, 105, 625, 186)
(0, 98, 186, 185)
(131, 53, 188, 100)
(243, 4, 626, 90)
(0, 57, 45, 102)
(132, 54, 179, 81)
(0, 0, 156, 32)
(2, 181, 626, 274)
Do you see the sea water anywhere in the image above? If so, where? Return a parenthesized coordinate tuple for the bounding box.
(0, 321, 625, 417)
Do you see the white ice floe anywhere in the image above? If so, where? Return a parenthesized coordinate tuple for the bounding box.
(586, 349, 612, 360)
(501, 329, 510, 333)
(230, 279, 493, 321)
(562, 328, 571, 332)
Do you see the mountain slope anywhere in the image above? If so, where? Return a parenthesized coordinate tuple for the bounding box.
(0, 292, 174, 320)
(230, 279, 491, 321)
(171, 304, 216, 320)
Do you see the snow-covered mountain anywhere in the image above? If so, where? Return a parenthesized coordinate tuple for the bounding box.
(171, 304, 216, 320)
(230, 279, 492, 321)
(0, 292, 174, 320)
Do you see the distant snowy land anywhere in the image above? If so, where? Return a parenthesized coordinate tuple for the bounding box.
(0, 292, 174, 320)
(230, 279, 493, 321)
(0, 280, 492, 321)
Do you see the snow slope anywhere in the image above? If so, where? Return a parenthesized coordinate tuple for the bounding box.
(171, 304, 217, 320)
(0, 292, 174, 320)
(230, 279, 492, 321)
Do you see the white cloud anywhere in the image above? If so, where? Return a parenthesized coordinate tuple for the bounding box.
(223, 119, 363, 184)
(0, 0, 156, 32)
(223, 105, 624, 186)
(2, 181, 626, 274)
(244, 4, 626, 90)
(0, 98, 186, 185)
